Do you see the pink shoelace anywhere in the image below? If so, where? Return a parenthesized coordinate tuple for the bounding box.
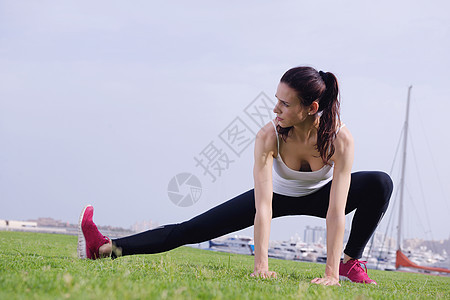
(345, 259, 369, 275)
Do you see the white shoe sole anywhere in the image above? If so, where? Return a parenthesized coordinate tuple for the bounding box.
(339, 275, 377, 285)
(77, 205, 91, 259)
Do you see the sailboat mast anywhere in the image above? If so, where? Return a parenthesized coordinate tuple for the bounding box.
(397, 86, 413, 251)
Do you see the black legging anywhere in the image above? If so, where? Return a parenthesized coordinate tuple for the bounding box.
(112, 171, 393, 259)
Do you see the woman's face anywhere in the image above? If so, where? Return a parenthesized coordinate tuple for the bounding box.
(273, 82, 309, 127)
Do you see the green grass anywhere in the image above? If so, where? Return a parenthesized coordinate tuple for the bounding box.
(0, 231, 448, 299)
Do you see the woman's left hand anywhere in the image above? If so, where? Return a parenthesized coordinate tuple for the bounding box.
(310, 276, 341, 286)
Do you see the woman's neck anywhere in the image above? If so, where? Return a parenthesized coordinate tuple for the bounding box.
(291, 116, 320, 142)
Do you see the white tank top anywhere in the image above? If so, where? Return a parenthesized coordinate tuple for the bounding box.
(271, 120, 344, 197)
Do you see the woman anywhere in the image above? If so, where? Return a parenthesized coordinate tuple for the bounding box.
(78, 66, 393, 286)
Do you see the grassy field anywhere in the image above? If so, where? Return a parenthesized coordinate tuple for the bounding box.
(0, 231, 448, 299)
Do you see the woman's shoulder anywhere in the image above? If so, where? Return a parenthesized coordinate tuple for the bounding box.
(257, 120, 276, 136)
(335, 123, 352, 144)
(332, 124, 354, 161)
(255, 120, 278, 155)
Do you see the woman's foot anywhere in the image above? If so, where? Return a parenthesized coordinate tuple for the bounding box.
(77, 205, 111, 259)
(339, 259, 377, 284)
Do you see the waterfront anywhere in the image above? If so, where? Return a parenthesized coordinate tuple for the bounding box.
(2, 217, 449, 275)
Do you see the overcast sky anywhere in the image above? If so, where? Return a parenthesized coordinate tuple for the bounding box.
(1, 1, 449, 242)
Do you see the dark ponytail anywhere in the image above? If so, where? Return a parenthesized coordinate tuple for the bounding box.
(317, 71, 340, 163)
(279, 67, 341, 164)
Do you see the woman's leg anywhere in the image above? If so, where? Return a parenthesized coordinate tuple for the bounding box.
(342, 171, 393, 259)
(270, 171, 393, 259)
(112, 189, 257, 257)
(110, 171, 392, 258)
(110, 185, 324, 257)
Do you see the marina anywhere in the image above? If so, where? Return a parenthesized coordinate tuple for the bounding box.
(206, 233, 449, 275)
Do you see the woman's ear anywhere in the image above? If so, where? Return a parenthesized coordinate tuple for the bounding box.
(309, 101, 319, 115)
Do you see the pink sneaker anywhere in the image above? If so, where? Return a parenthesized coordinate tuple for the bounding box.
(77, 205, 110, 259)
(339, 259, 377, 285)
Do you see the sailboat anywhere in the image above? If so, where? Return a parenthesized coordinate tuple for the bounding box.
(394, 86, 450, 274)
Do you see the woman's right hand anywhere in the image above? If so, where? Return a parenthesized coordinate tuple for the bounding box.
(250, 270, 278, 279)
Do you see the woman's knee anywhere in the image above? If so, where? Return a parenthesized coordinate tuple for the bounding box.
(352, 171, 393, 202)
(366, 171, 393, 205)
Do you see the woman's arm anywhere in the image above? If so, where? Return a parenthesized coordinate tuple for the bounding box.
(311, 127, 354, 286)
(251, 125, 277, 278)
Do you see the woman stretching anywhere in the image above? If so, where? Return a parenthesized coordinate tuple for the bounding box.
(78, 66, 393, 286)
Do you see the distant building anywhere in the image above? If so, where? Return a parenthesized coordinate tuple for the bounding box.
(0, 219, 37, 228)
(132, 220, 159, 233)
(303, 226, 353, 245)
(304, 226, 327, 244)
